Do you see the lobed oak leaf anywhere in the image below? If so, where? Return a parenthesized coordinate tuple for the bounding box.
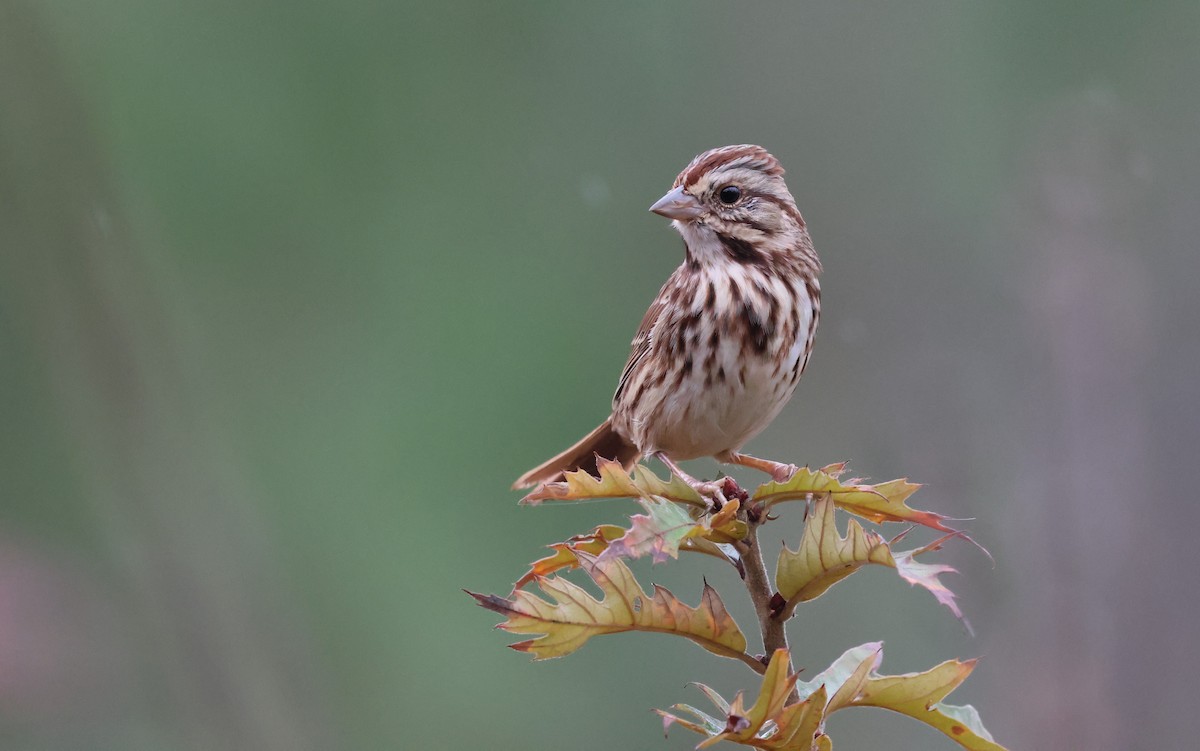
(794, 642, 883, 714)
(513, 525, 626, 590)
(893, 548, 970, 630)
(775, 497, 966, 622)
(602, 496, 749, 564)
(519, 457, 705, 507)
(775, 497, 895, 615)
(514, 503, 745, 591)
(846, 656, 1006, 751)
(603, 496, 707, 563)
(469, 553, 755, 668)
(752, 465, 955, 533)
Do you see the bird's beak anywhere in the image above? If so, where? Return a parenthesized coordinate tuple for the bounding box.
(649, 185, 704, 221)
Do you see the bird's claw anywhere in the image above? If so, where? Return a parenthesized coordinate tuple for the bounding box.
(771, 463, 799, 483)
(694, 481, 727, 509)
(772, 463, 801, 479)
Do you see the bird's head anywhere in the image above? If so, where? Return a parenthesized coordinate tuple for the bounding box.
(649, 144, 813, 270)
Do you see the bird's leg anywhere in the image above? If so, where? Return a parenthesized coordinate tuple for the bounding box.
(653, 452, 725, 506)
(721, 451, 799, 483)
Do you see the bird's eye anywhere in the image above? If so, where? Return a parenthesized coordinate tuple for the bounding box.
(718, 185, 742, 205)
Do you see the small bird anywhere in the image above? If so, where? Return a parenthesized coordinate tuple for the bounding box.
(514, 145, 821, 492)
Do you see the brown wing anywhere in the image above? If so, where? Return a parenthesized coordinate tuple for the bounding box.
(612, 275, 674, 408)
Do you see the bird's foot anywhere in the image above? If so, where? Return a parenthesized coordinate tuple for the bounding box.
(693, 481, 727, 508)
(722, 451, 799, 484)
(770, 463, 799, 483)
(653, 452, 725, 508)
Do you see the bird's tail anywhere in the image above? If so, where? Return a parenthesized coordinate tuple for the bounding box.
(512, 416, 640, 489)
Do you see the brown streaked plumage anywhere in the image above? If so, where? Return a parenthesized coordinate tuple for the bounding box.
(514, 145, 821, 491)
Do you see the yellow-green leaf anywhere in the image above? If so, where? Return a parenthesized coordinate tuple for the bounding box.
(794, 642, 883, 714)
(752, 465, 954, 532)
(469, 553, 753, 668)
(513, 525, 626, 590)
(659, 646, 1008, 751)
(717, 648, 799, 746)
(705, 495, 750, 542)
(775, 497, 965, 622)
(658, 649, 827, 751)
(846, 657, 1007, 751)
(775, 497, 895, 613)
(519, 458, 705, 507)
(658, 701, 725, 738)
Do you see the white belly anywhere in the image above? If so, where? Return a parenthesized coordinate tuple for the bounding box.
(612, 260, 818, 461)
(640, 352, 795, 459)
(633, 298, 812, 458)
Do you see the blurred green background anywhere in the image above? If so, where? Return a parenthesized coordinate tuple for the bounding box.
(2, 1, 1198, 749)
